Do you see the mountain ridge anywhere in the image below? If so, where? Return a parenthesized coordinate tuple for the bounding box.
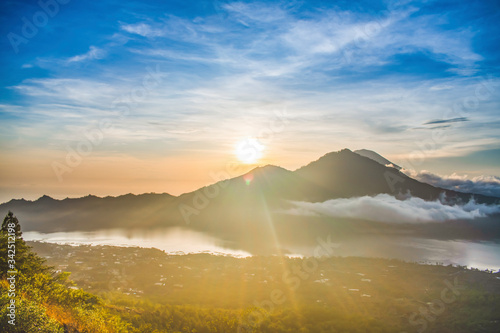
(1, 149, 498, 235)
(3, 148, 499, 206)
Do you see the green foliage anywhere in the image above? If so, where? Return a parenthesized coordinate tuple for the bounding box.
(0, 293, 63, 333)
(0, 212, 129, 332)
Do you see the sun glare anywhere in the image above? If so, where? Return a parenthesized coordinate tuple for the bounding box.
(235, 138, 265, 164)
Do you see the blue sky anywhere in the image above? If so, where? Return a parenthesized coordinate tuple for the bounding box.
(0, 0, 499, 201)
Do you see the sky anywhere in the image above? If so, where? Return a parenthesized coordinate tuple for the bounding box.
(0, 0, 499, 203)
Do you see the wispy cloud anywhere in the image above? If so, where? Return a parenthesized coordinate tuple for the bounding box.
(67, 46, 106, 63)
(120, 22, 165, 38)
(11, 78, 117, 108)
(1, 0, 499, 198)
(424, 117, 469, 125)
(283, 194, 500, 224)
(222, 1, 288, 23)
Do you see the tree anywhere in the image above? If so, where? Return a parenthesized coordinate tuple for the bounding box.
(1, 211, 22, 238)
(1, 211, 47, 279)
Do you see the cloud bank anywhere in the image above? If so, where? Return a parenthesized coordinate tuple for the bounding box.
(403, 170, 500, 198)
(284, 194, 500, 224)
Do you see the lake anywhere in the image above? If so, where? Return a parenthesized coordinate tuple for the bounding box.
(23, 228, 500, 271)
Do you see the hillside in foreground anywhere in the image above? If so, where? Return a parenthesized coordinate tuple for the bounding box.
(2, 212, 500, 332)
(23, 239, 500, 333)
(0, 213, 129, 332)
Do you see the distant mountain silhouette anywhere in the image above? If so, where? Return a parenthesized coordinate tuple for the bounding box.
(0, 193, 175, 231)
(354, 149, 401, 170)
(1, 149, 498, 244)
(295, 149, 493, 202)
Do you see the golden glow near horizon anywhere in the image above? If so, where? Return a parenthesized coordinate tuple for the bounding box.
(235, 138, 265, 164)
(2, 0, 500, 206)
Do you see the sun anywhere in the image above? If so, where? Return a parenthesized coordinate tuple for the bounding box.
(235, 138, 265, 164)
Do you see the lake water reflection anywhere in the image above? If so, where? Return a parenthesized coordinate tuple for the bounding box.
(24, 228, 252, 257)
(23, 228, 500, 271)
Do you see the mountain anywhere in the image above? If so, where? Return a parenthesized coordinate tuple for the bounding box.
(1, 149, 498, 243)
(354, 149, 401, 170)
(296, 149, 494, 202)
(0, 193, 176, 231)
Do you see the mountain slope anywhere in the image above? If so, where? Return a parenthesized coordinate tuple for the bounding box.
(354, 149, 401, 170)
(296, 149, 496, 203)
(1, 149, 498, 235)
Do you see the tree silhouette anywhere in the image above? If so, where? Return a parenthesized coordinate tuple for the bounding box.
(1, 211, 22, 238)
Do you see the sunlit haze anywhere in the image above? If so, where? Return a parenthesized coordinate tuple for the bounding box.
(1, 0, 499, 203)
(1, 2, 500, 332)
